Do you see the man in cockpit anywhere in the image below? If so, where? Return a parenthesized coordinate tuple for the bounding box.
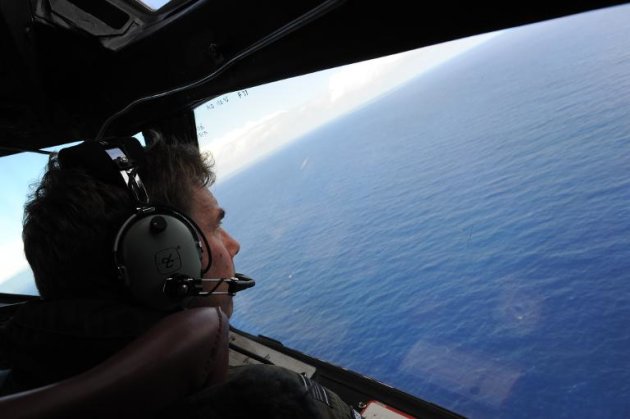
(0, 136, 358, 418)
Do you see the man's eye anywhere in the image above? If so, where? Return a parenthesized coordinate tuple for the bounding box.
(217, 209, 226, 229)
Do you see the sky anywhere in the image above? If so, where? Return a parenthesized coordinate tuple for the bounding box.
(137, 0, 172, 11)
(0, 30, 501, 287)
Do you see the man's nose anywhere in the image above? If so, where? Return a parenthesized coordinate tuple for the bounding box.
(224, 230, 240, 257)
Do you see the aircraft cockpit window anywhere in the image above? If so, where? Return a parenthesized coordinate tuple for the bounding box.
(134, 0, 176, 12)
(0, 153, 49, 296)
(195, 4, 630, 418)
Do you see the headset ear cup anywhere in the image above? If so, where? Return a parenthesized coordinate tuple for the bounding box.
(114, 209, 203, 310)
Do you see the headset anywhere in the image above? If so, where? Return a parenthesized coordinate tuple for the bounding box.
(57, 137, 254, 311)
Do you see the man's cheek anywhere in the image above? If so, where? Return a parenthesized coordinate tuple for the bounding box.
(214, 251, 227, 268)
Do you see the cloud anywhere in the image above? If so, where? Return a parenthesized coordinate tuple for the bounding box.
(328, 55, 402, 103)
(200, 110, 307, 180)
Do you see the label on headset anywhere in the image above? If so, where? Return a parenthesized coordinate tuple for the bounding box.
(155, 247, 182, 274)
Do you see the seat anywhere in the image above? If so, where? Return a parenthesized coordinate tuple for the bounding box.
(0, 306, 229, 419)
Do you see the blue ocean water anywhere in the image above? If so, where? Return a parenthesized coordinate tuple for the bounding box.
(216, 6, 630, 418)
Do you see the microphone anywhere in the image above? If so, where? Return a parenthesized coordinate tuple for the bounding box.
(162, 273, 256, 298)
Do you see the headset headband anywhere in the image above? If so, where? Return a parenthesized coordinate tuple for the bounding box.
(58, 138, 149, 204)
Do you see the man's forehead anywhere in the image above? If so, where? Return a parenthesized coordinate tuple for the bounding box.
(193, 187, 219, 212)
(206, 189, 219, 207)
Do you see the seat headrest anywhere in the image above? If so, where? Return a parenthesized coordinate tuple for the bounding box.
(0, 307, 229, 419)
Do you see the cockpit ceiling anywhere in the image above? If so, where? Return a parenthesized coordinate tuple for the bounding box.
(0, 0, 627, 153)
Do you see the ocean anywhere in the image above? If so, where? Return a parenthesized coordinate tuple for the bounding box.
(214, 5, 630, 419)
